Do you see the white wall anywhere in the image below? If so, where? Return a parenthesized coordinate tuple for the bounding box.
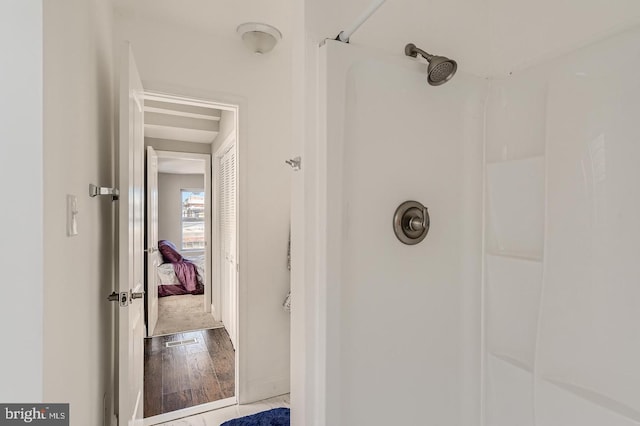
(158, 173, 205, 256)
(42, 0, 116, 424)
(0, 0, 44, 403)
(300, 0, 640, 79)
(212, 110, 235, 154)
(483, 28, 640, 426)
(487, 0, 640, 76)
(116, 14, 292, 402)
(289, 0, 311, 423)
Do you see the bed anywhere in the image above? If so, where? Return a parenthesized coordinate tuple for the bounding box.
(156, 240, 206, 297)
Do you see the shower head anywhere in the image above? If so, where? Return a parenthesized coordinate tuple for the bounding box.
(405, 43, 457, 86)
(426, 56, 457, 86)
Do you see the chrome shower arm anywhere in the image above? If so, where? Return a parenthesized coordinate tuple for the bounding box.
(405, 43, 434, 61)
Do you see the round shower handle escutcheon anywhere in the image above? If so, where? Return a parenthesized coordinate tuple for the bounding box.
(393, 201, 430, 245)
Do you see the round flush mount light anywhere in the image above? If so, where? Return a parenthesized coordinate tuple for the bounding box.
(237, 22, 282, 54)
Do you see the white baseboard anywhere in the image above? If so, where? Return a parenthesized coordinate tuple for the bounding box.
(240, 376, 290, 405)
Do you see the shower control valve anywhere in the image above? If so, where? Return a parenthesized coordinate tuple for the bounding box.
(408, 206, 428, 232)
(393, 201, 430, 245)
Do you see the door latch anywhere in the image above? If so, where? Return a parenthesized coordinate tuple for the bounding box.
(130, 291, 145, 300)
(107, 291, 129, 307)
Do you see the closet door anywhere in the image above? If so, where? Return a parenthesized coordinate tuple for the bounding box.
(219, 143, 237, 348)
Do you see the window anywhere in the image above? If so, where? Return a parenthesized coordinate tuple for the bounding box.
(181, 189, 205, 250)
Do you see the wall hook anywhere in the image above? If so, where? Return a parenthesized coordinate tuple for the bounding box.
(285, 157, 302, 171)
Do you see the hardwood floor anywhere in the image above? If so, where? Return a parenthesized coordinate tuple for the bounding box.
(144, 328, 235, 418)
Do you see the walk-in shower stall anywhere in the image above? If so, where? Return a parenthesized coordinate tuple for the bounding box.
(300, 3, 640, 425)
(318, 40, 484, 425)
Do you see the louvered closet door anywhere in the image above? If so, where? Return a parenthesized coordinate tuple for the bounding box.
(219, 144, 237, 348)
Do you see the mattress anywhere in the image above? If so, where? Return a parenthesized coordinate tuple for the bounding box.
(157, 255, 205, 286)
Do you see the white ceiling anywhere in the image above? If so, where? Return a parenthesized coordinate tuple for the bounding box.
(143, 97, 222, 144)
(158, 157, 205, 175)
(114, 0, 640, 77)
(113, 0, 293, 42)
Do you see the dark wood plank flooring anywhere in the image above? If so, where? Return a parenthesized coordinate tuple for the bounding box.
(144, 328, 235, 418)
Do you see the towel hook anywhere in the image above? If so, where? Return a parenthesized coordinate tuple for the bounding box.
(285, 157, 301, 171)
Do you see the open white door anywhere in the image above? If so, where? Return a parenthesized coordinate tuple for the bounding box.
(117, 42, 145, 426)
(146, 146, 159, 336)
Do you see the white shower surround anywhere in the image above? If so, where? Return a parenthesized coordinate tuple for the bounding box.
(318, 40, 485, 425)
(312, 27, 640, 426)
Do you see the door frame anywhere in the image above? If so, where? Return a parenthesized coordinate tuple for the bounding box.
(138, 85, 244, 425)
(152, 149, 212, 316)
(146, 146, 160, 337)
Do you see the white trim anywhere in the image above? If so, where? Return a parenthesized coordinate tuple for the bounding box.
(142, 397, 237, 426)
(144, 106, 221, 121)
(479, 79, 490, 426)
(144, 92, 237, 113)
(216, 130, 237, 157)
(154, 150, 210, 161)
(211, 152, 221, 324)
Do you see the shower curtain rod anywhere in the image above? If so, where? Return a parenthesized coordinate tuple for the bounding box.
(336, 0, 387, 43)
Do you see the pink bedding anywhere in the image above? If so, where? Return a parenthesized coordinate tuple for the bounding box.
(157, 240, 204, 296)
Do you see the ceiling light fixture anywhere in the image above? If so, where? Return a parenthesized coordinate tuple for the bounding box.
(236, 22, 282, 55)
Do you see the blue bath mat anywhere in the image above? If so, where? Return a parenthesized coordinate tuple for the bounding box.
(221, 408, 290, 426)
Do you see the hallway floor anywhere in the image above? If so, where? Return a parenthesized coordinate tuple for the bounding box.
(144, 328, 235, 418)
(153, 295, 224, 336)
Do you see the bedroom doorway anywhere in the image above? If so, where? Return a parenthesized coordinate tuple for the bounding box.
(142, 91, 240, 423)
(147, 149, 217, 337)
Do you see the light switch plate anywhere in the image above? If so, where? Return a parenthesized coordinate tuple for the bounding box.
(67, 194, 78, 236)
